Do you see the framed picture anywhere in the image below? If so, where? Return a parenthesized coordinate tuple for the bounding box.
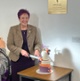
(48, 0, 67, 14)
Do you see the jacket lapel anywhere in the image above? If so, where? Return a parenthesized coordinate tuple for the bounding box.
(17, 24, 23, 39)
(16, 24, 32, 39)
(27, 25, 32, 38)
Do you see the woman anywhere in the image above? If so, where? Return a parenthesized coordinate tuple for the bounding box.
(7, 9, 42, 81)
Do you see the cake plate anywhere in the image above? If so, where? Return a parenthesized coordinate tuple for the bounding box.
(36, 69, 53, 74)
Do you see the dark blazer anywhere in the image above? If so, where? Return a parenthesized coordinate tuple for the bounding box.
(7, 24, 42, 62)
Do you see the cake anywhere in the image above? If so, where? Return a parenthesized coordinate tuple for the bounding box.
(39, 50, 51, 73)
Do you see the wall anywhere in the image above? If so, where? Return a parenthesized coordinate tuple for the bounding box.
(0, 0, 80, 81)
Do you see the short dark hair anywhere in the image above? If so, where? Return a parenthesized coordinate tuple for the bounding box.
(17, 9, 30, 19)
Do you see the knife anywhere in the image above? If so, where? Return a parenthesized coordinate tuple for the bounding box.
(29, 55, 40, 60)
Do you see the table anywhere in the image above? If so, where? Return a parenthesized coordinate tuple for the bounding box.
(17, 65, 73, 81)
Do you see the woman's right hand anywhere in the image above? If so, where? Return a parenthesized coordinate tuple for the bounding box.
(21, 49, 29, 57)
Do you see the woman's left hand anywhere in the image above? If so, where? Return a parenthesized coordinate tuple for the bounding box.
(34, 50, 40, 57)
(34, 50, 42, 61)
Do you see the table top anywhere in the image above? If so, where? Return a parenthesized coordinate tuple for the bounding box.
(17, 65, 73, 81)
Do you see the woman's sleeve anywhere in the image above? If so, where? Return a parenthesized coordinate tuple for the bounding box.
(7, 27, 22, 56)
(34, 27, 42, 53)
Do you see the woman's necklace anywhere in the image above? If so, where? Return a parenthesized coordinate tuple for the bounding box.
(23, 31, 26, 34)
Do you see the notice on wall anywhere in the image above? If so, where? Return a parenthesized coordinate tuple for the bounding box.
(48, 0, 67, 14)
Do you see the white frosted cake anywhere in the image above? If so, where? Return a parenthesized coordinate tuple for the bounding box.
(39, 50, 51, 73)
